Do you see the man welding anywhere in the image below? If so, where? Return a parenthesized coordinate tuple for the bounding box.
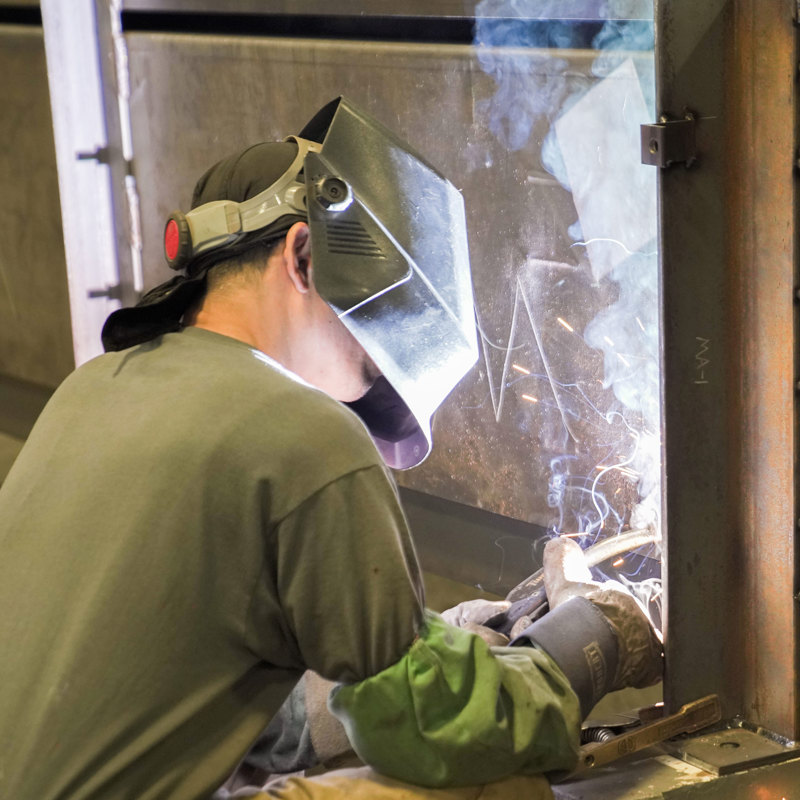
(0, 97, 661, 799)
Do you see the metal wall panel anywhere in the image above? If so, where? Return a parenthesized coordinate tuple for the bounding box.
(0, 25, 74, 388)
(121, 1, 653, 20)
(125, 33, 657, 558)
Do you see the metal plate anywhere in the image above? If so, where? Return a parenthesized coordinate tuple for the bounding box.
(672, 728, 800, 776)
(121, 0, 654, 21)
(125, 32, 659, 565)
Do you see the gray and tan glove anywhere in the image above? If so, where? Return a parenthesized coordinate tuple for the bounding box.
(543, 536, 662, 690)
(441, 599, 512, 647)
(512, 537, 663, 716)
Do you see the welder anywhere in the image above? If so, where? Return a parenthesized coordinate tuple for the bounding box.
(0, 97, 661, 800)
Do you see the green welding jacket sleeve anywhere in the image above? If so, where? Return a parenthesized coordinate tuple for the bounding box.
(328, 611, 582, 788)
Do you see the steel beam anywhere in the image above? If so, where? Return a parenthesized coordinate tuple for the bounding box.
(656, 0, 798, 738)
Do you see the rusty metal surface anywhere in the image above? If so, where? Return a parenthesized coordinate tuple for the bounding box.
(0, 25, 73, 387)
(656, 0, 798, 737)
(723, 0, 798, 739)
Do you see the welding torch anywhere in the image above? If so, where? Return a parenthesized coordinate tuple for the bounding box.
(486, 528, 661, 637)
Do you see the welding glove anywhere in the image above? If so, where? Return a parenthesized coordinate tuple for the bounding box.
(512, 537, 663, 717)
(441, 599, 512, 647)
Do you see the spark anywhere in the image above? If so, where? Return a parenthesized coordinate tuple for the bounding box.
(512, 363, 531, 375)
(570, 237, 657, 257)
(520, 282, 581, 443)
(617, 353, 631, 367)
(613, 557, 625, 568)
(604, 335, 615, 347)
(521, 394, 539, 403)
(557, 317, 574, 333)
(636, 316, 645, 332)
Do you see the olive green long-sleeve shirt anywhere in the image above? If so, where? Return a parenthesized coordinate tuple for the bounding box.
(0, 327, 579, 799)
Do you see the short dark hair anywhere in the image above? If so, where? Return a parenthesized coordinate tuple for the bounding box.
(204, 238, 284, 293)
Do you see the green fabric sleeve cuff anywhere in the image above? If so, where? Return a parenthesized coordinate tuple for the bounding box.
(328, 611, 581, 788)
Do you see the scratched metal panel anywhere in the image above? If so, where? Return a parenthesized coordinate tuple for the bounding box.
(0, 26, 74, 388)
(125, 31, 659, 582)
(121, 0, 653, 20)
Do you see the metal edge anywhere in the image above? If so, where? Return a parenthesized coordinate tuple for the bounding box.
(120, 0, 654, 21)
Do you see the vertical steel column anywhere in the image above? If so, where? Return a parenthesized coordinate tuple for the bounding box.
(657, 0, 798, 737)
(724, 0, 798, 738)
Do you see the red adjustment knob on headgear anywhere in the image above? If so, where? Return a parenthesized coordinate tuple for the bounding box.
(163, 211, 192, 270)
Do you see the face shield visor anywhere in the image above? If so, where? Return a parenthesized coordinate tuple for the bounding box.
(102, 97, 477, 469)
(301, 98, 477, 468)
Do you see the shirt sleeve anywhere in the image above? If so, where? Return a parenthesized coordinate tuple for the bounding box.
(328, 611, 582, 788)
(249, 464, 425, 683)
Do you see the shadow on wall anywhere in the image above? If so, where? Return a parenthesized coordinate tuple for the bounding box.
(0, 374, 53, 484)
(0, 432, 24, 485)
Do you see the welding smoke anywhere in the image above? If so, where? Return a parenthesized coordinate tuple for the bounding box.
(473, 2, 661, 560)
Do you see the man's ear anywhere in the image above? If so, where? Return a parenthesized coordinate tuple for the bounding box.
(283, 221, 312, 294)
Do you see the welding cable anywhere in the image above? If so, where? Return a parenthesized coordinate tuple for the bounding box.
(488, 528, 661, 636)
(506, 528, 660, 603)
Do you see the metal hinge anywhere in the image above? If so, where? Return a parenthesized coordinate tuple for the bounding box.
(641, 113, 697, 169)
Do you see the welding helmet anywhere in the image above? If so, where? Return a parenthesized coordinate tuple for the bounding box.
(102, 97, 477, 468)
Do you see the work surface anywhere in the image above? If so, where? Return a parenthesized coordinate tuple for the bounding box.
(552, 747, 800, 799)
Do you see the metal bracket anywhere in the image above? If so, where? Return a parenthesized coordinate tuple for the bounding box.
(641, 113, 697, 168)
(666, 720, 800, 776)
